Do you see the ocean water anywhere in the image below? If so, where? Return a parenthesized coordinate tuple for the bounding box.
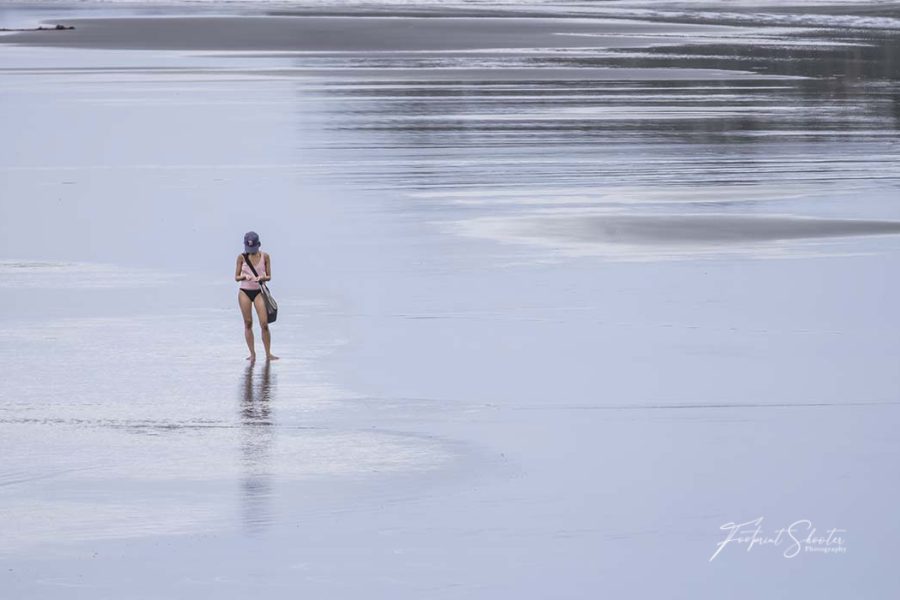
(1, 2, 900, 597)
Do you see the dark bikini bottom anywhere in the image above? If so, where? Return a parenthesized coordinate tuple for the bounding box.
(240, 288, 261, 301)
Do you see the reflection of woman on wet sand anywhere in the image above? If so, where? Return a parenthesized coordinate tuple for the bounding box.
(240, 361, 274, 534)
(235, 231, 279, 362)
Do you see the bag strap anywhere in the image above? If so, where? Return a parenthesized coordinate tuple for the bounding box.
(243, 252, 260, 278)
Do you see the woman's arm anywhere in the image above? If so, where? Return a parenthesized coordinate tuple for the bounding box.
(235, 255, 247, 282)
(261, 253, 272, 282)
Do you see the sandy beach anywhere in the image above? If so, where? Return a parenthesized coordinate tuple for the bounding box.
(2, 15, 741, 51)
(2, 1, 900, 598)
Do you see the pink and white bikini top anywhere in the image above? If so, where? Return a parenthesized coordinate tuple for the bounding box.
(240, 252, 267, 290)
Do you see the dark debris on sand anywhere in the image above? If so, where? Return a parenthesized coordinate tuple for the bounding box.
(0, 24, 75, 32)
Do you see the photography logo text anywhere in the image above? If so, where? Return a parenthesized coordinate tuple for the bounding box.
(710, 517, 847, 561)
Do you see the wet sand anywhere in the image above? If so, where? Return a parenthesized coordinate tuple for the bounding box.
(1, 14, 736, 51)
(458, 213, 900, 257)
(2, 1, 900, 598)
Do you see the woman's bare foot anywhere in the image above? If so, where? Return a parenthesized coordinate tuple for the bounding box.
(247, 354, 256, 361)
(266, 354, 280, 361)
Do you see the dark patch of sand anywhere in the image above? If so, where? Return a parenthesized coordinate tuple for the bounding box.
(0, 15, 740, 52)
(506, 214, 900, 246)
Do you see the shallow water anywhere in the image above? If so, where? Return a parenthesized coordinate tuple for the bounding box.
(2, 2, 900, 597)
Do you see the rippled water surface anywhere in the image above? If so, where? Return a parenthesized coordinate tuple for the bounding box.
(2, 2, 900, 597)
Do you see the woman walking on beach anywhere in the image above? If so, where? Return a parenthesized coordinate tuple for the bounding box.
(236, 231, 279, 362)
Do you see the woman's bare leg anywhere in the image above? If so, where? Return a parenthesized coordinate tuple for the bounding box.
(253, 294, 279, 361)
(239, 290, 256, 361)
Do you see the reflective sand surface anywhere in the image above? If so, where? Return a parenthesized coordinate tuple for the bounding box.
(2, 2, 900, 597)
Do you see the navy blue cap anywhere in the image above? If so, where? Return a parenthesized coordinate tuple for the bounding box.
(243, 231, 261, 254)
